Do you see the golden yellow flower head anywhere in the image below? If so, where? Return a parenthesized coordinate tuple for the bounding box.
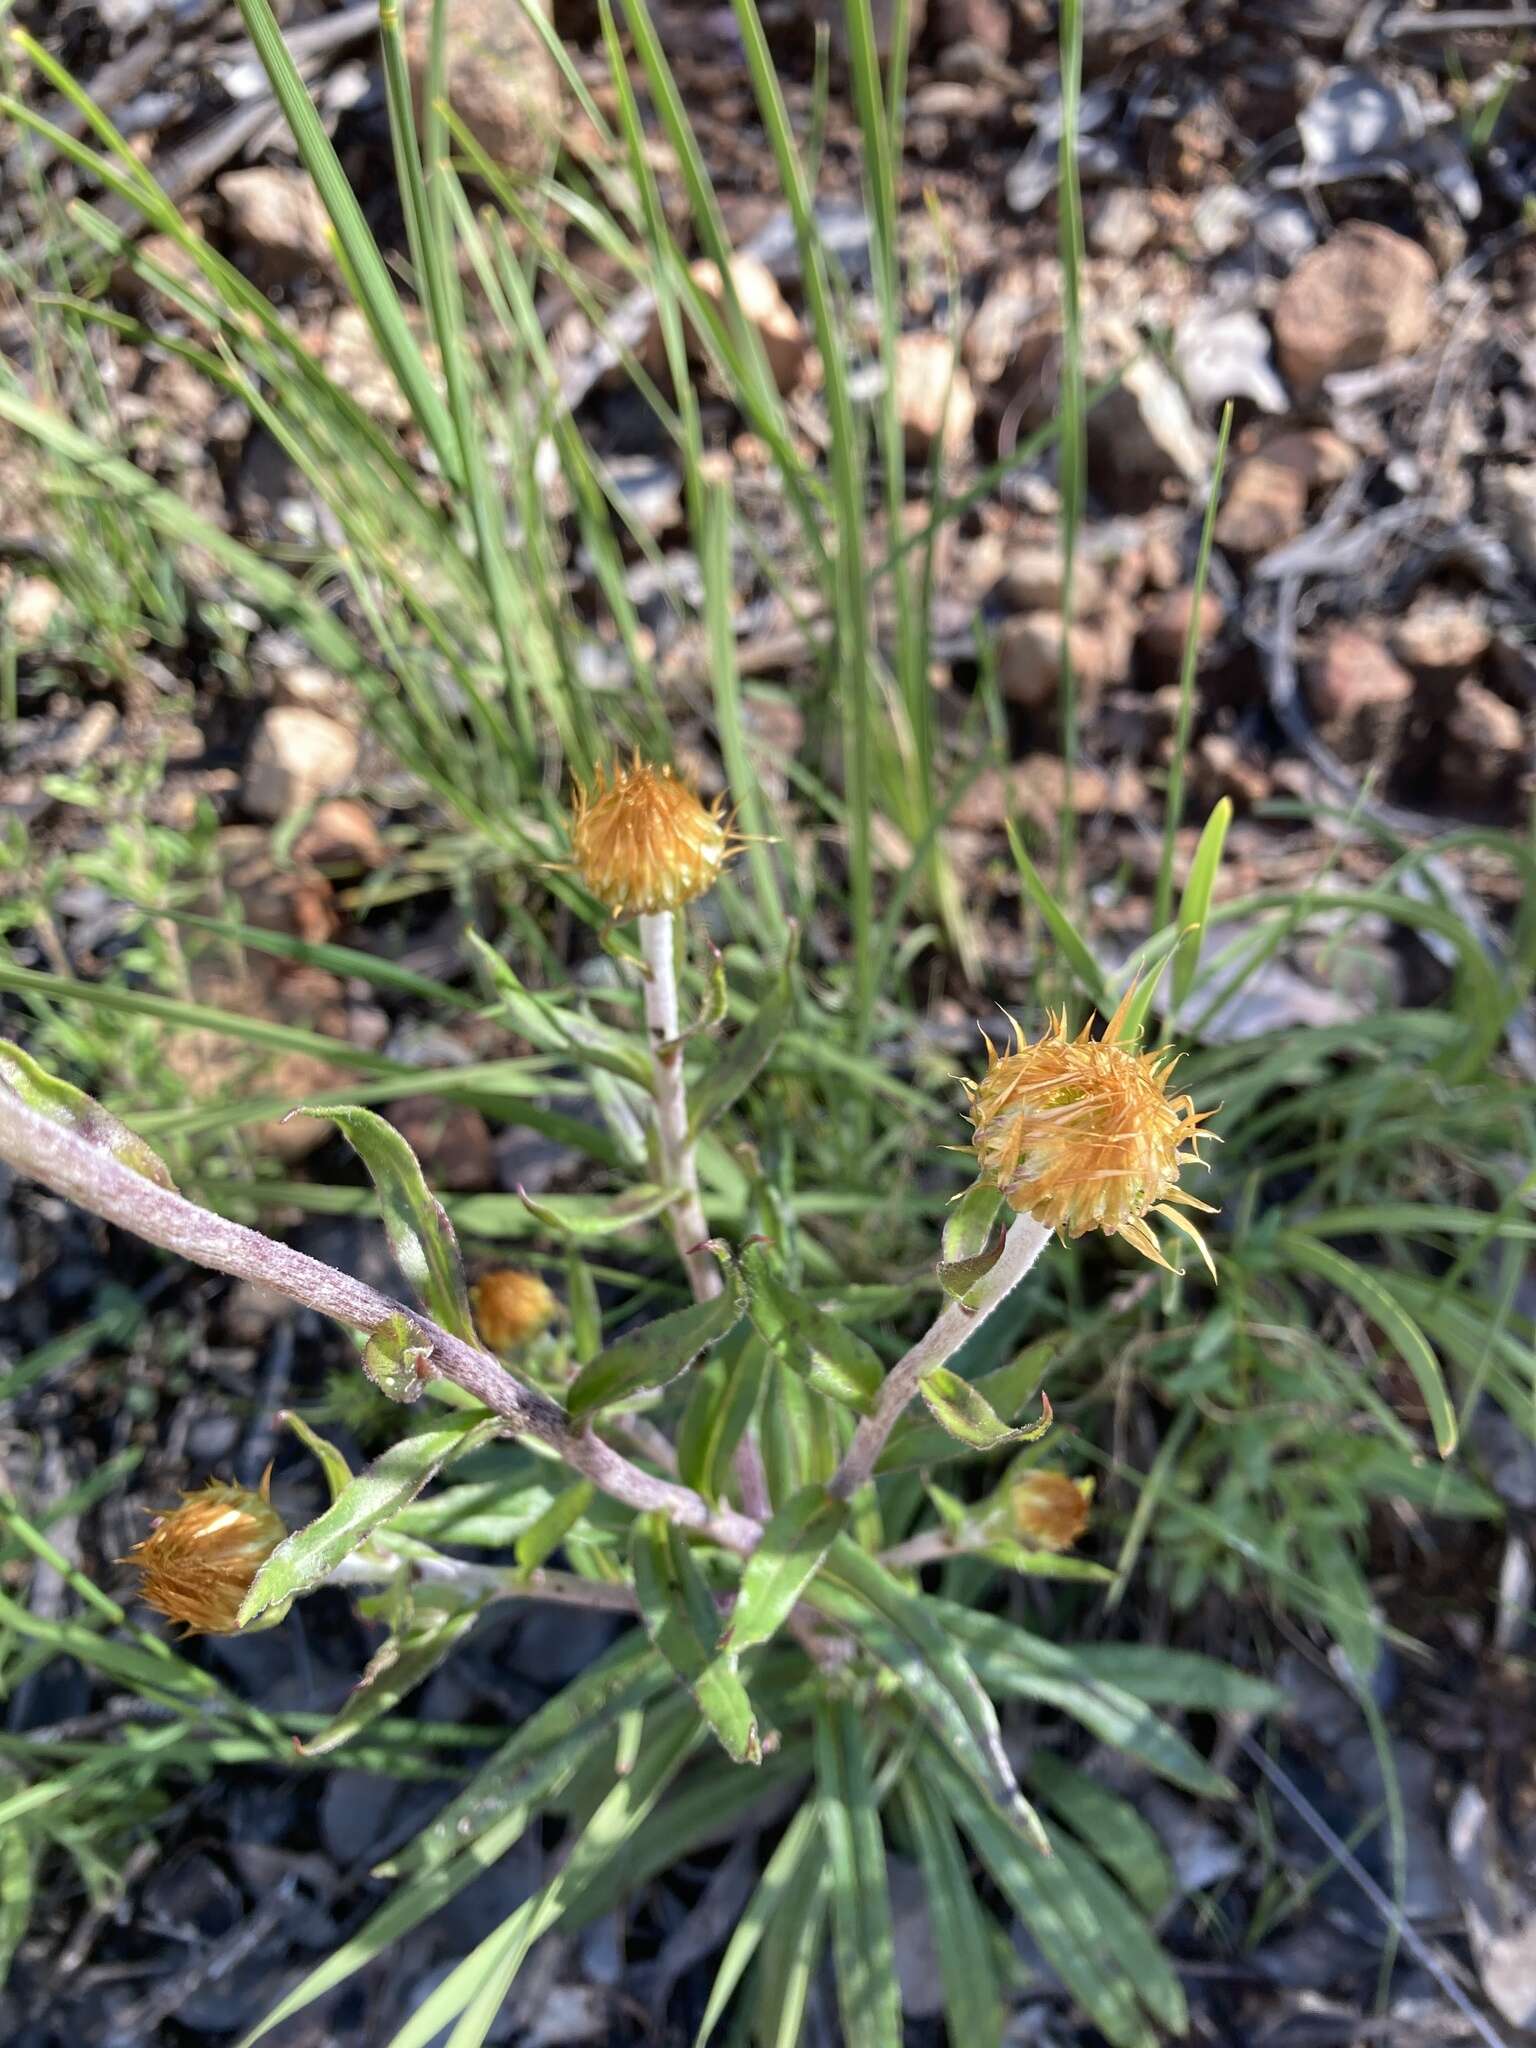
(473, 1268, 558, 1352)
(1009, 1470, 1093, 1552)
(569, 757, 738, 919)
(966, 988, 1216, 1275)
(122, 1477, 287, 1636)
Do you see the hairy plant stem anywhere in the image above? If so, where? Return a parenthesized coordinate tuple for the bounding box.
(828, 1214, 1052, 1501)
(637, 909, 771, 1521)
(0, 1086, 761, 1557)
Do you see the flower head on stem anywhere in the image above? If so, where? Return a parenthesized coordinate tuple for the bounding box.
(1007, 1470, 1093, 1552)
(122, 1474, 287, 1636)
(569, 756, 740, 920)
(473, 1268, 558, 1352)
(966, 987, 1217, 1277)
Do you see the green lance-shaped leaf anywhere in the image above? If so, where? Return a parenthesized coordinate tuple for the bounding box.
(282, 1411, 354, 1502)
(297, 1601, 485, 1757)
(362, 1313, 431, 1404)
(0, 1037, 176, 1189)
(631, 1514, 761, 1765)
(513, 1481, 594, 1579)
(918, 1367, 1053, 1451)
(240, 1412, 500, 1624)
(517, 1182, 678, 1241)
(740, 1242, 882, 1414)
(1277, 1230, 1458, 1457)
(565, 1257, 743, 1422)
(294, 1104, 475, 1345)
(688, 959, 795, 1137)
(937, 1179, 1006, 1304)
(720, 1484, 848, 1654)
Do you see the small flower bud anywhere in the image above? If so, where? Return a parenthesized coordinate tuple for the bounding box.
(1009, 1471, 1093, 1552)
(473, 1268, 558, 1352)
(966, 990, 1217, 1276)
(122, 1479, 287, 1636)
(569, 758, 739, 919)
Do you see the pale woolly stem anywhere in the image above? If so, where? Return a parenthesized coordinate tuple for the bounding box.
(637, 909, 771, 1521)
(828, 1215, 1052, 1501)
(0, 1086, 761, 1557)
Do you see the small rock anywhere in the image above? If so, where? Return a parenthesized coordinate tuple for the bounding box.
(1442, 680, 1527, 804)
(293, 798, 386, 870)
(933, 0, 1011, 56)
(894, 333, 976, 463)
(953, 754, 1144, 830)
(1195, 731, 1271, 809)
(217, 168, 337, 278)
(994, 546, 1104, 615)
(1272, 221, 1437, 399)
(403, 0, 562, 178)
(1307, 626, 1413, 764)
(995, 608, 1130, 711)
(321, 305, 413, 426)
(1091, 345, 1212, 497)
(6, 576, 63, 642)
(1214, 455, 1309, 556)
(244, 707, 359, 821)
(1139, 586, 1224, 680)
(1487, 466, 1536, 578)
(1259, 426, 1357, 489)
(810, 0, 928, 60)
(687, 253, 808, 395)
(390, 1095, 495, 1192)
(963, 262, 1039, 387)
(1090, 188, 1159, 260)
(1177, 304, 1289, 415)
(1391, 597, 1491, 686)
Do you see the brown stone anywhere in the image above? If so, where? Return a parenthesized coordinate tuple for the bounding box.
(293, 798, 386, 870)
(994, 546, 1104, 615)
(1215, 455, 1309, 556)
(894, 333, 977, 463)
(1195, 732, 1271, 811)
(1391, 598, 1491, 685)
(403, 0, 561, 178)
(933, 0, 1011, 55)
(244, 707, 359, 821)
(1273, 222, 1437, 398)
(688, 254, 808, 396)
(1140, 586, 1224, 680)
(949, 754, 1145, 831)
(995, 609, 1130, 711)
(1307, 626, 1414, 763)
(1258, 427, 1358, 489)
(217, 168, 336, 277)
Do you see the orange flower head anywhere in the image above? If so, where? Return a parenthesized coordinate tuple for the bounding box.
(123, 1478, 287, 1636)
(569, 758, 738, 919)
(1009, 1470, 1093, 1552)
(966, 989, 1217, 1275)
(474, 1268, 558, 1351)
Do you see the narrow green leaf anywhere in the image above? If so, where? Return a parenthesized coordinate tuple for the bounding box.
(878, 1336, 1061, 1474)
(1004, 823, 1108, 1010)
(1171, 798, 1233, 1012)
(517, 1183, 677, 1241)
(694, 1804, 819, 2047)
(1028, 1754, 1174, 1916)
(631, 1516, 761, 1765)
(721, 1485, 847, 1653)
(937, 1179, 1007, 1303)
(741, 1243, 882, 1413)
(0, 1038, 175, 1188)
(677, 1334, 764, 1502)
(688, 960, 795, 1136)
(900, 1773, 1004, 2048)
(362, 1313, 432, 1405)
(918, 1366, 1053, 1451)
(298, 1104, 475, 1343)
(1278, 1232, 1458, 1456)
(282, 1411, 354, 1503)
(0, 1823, 34, 1989)
(242, 1414, 500, 1623)
(514, 1482, 594, 1579)
(566, 1268, 744, 1421)
(816, 1701, 901, 2048)
(297, 1603, 485, 1757)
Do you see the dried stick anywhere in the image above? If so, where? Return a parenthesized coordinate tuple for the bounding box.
(0, 1086, 761, 1557)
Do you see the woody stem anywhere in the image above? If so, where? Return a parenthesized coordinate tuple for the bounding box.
(637, 911, 771, 1520)
(828, 1215, 1052, 1502)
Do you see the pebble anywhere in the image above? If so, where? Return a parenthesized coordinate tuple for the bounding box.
(893, 332, 976, 463)
(1214, 454, 1309, 556)
(687, 254, 808, 396)
(1272, 221, 1437, 399)
(217, 167, 337, 277)
(403, 0, 561, 178)
(244, 706, 360, 821)
(1307, 626, 1414, 764)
